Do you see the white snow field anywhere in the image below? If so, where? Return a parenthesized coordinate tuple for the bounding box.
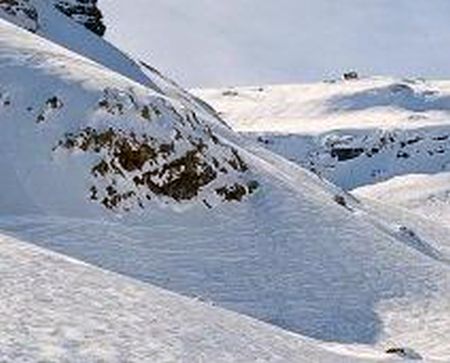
(194, 77, 450, 190)
(0, 232, 392, 363)
(1, 2, 450, 362)
(101, 0, 450, 87)
(355, 172, 450, 230)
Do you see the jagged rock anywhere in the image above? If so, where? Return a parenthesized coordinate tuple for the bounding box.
(0, 0, 38, 32)
(53, 0, 105, 36)
(0, 0, 105, 36)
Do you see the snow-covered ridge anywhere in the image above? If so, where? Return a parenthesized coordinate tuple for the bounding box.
(0, 0, 105, 35)
(195, 77, 450, 189)
(0, 18, 257, 213)
(0, 0, 217, 119)
(0, 0, 154, 88)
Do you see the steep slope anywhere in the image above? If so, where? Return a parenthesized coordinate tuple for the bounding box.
(0, 18, 256, 215)
(0, 0, 210, 117)
(101, 0, 450, 87)
(195, 77, 450, 189)
(1, 232, 393, 363)
(0, 0, 153, 88)
(0, 0, 105, 35)
(1, 19, 450, 361)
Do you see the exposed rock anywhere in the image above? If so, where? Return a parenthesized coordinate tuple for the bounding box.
(331, 147, 365, 162)
(56, 88, 258, 211)
(36, 96, 64, 123)
(54, 0, 106, 36)
(222, 90, 239, 97)
(343, 71, 359, 81)
(0, 0, 38, 32)
(0, 0, 105, 36)
(216, 181, 259, 202)
(385, 347, 422, 360)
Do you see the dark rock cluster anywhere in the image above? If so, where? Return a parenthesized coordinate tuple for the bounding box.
(54, 88, 259, 211)
(54, 0, 106, 36)
(0, 0, 38, 32)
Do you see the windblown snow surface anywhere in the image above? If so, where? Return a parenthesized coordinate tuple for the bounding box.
(2, 232, 392, 362)
(0, 3, 450, 362)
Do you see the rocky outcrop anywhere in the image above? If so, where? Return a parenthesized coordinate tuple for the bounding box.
(52, 88, 258, 211)
(53, 0, 105, 36)
(0, 0, 38, 32)
(0, 0, 106, 36)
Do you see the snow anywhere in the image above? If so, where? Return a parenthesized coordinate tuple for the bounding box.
(15, 0, 157, 89)
(354, 172, 450, 230)
(194, 78, 450, 189)
(0, 0, 219, 121)
(101, 0, 450, 87)
(0, 4, 450, 362)
(0, 232, 391, 362)
(194, 78, 450, 134)
(192, 78, 450, 359)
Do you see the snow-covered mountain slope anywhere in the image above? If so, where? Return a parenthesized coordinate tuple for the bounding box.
(101, 0, 450, 87)
(1, 19, 450, 361)
(355, 172, 450, 230)
(0, 0, 105, 35)
(195, 77, 450, 190)
(0, 0, 153, 88)
(1, 233, 393, 363)
(0, 18, 258, 215)
(0, 0, 212, 117)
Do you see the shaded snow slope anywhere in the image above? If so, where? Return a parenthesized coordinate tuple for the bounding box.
(0, 0, 211, 116)
(0, 232, 391, 363)
(102, 0, 450, 87)
(0, 0, 152, 88)
(195, 78, 450, 189)
(1, 13, 450, 361)
(0, 0, 105, 35)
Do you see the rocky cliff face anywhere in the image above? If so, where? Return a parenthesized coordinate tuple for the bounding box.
(53, 0, 105, 36)
(0, 0, 38, 32)
(0, 0, 105, 35)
